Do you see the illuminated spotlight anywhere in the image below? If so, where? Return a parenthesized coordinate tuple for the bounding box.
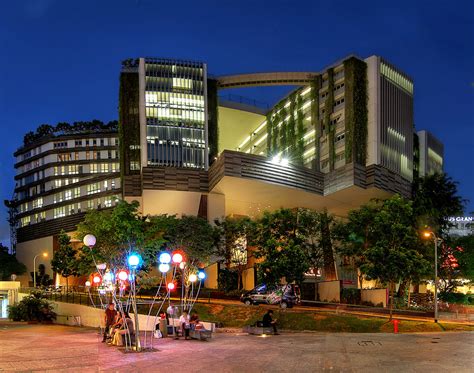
(179, 262, 186, 270)
(198, 271, 206, 280)
(159, 252, 172, 264)
(271, 156, 280, 164)
(280, 158, 289, 166)
(127, 253, 141, 268)
(167, 282, 175, 291)
(118, 270, 128, 281)
(83, 234, 96, 247)
(189, 274, 198, 283)
(96, 263, 107, 270)
(159, 263, 170, 273)
(93, 275, 101, 284)
(172, 252, 183, 264)
(85, 281, 91, 287)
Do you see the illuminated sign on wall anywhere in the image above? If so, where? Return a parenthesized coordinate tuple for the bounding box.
(447, 216, 473, 223)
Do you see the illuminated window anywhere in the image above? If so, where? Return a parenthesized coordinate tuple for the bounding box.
(100, 163, 109, 173)
(87, 183, 100, 195)
(90, 164, 99, 173)
(32, 198, 43, 209)
(54, 206, 66, 218)
(21, 216, 31, 227)
(64, 190, 72, 200)
(74, 187, 80, 198)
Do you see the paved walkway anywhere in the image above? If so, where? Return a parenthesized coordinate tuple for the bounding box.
(0, 322, 473, 372)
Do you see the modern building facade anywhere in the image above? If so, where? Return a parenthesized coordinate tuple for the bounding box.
(9, 54, 444, 289)
(416, 130, 444, 177)
(8, 125, 121, 278)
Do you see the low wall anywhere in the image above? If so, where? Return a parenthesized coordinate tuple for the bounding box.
(318, 281, 340, 302)
(28, 298, 215, 332)
(361, 288, 388, 308)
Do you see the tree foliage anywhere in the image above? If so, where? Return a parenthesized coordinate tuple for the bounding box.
(252, 209, 310, 285)
(215, 216, 255, 290)
(0, 244, 26, 280)
(413, 173, 465, 237)
(335, 195, 431, 317)
(51, 231, 80, 288)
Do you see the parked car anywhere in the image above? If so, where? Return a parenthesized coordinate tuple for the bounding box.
(240, 284, 300, 308)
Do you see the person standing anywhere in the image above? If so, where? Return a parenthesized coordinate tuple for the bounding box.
(262, 310, 279, 335)
(179, 310, 190, 340)
(102, 303, 117, 342)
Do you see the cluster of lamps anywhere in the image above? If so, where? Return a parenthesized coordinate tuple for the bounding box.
(157, 251, 206, 291)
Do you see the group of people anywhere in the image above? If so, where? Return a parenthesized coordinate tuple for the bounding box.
(163, 303, 206, 340)
(102, 303, 135, 346)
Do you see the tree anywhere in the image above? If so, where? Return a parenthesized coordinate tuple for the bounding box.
(358, 196, 430, 318)
(215, 216, 255, 290)
(298, 209, 337, 280)
(438, 234, 474, 294)
(413, 173, 465, 237)
(51, 231, 79, 289)
(0, 244, 26, 280)
(333, 201, 381, 288)
(252, 209, 310, 285)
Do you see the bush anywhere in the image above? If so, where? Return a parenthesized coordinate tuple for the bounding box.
(8, 291, 56, 322)
(340, 288, 361, 305)
(218, 268, 238, 293)
(440, 292, 474, 305)
(225, 289, 244, 298)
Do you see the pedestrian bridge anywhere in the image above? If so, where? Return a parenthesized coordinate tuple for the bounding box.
(216, 72, 318, 89)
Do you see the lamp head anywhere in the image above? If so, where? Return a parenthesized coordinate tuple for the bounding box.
(42, 252, 48, 258)
(83, 234, 96, 247)
(423, 231, 432, 238)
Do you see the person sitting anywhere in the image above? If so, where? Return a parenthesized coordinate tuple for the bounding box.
(108, 312, 124, 342)
(179, 310, 190, 340)
(111, 312, 134, 346)
(194, 320, 205, 330)
(102, 303, 117, 343)
(262, 310, 279, 335)
(189, 311, 199, 330)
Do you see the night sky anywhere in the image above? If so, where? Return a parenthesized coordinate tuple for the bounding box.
(0, 0, 473, 247)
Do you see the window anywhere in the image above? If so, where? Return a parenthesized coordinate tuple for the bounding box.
(108, 151, 112, 159)
(85, 139, 90, 146)
(54, 206, 66, 218)
(87, 199, 94, 209)
(104, 197, 113, 207)
(111, 180, 116, 189)
(64, 189, 72, 200)
(54, 142, 68, 149)
(68, 165, 79, 174)
(87, 183, 100, 195)
(334, 97, 345, 107)
(54, 193, 63, 203)
(21, 216, 31, 227)
(74, 187, 80, 198)
(32, 198, 43, 209)
(75, 140, 82, 147)
(100, 139, 104, 146)
(74, 152, 79, 160)
(35, 211, 46, 222)
(335, 133, 345, 143)
(90, 164, 99, 173)
(93, 139, 97, 146)
(100, 163, 109, 173)
(335, 153, 345, 162)
(130, 161, 140, 171)
(103, 180, 108, 189)
(321, 159, 329, 169)
(111, 163, 119, 172)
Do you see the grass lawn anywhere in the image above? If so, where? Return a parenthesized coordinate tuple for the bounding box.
(187, 303, 474, 333)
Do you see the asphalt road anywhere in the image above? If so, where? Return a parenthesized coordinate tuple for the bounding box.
(0, 322, 472, 372)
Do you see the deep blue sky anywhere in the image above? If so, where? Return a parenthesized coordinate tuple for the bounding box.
(0, 0, 473, 247)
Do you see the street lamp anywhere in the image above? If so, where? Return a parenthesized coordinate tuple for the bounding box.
(423, 230, 442, 323)
(33, 252, 48, 288)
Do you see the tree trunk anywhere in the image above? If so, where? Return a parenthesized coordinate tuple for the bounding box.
(66, 276, 68, 292)
(389, 281, 394, 320)
(407, 281, 411, 307)
(397, 279, 409, 298)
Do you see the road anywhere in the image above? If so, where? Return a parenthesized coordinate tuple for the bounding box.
(0, 322, 472, 372)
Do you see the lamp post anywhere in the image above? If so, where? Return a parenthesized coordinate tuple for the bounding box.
(423, 231, 442, 323)
(33, 252, 48, 288)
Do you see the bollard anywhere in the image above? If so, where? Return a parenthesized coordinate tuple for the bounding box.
(391, 319, 400, 333)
